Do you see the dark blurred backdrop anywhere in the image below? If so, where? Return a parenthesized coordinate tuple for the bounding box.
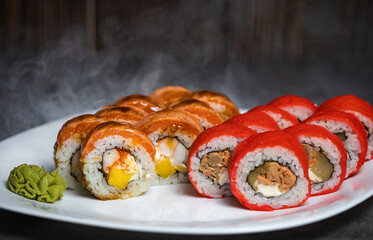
(1, 0, 373, 140)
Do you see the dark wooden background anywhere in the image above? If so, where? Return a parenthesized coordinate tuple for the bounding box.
(1, 0, 372, 61)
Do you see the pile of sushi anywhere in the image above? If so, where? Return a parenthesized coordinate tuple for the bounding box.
(53, 86, 239, 200)
(190, 94, 372, 210)
(54, 86, 373, 211)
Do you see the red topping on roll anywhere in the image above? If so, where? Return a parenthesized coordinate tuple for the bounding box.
(285, 124, 347, 196)
(224, 111, 281, 133)
(317, 95, 373, 160)
(229, 131, 311, 211)
(248, 105, 299, 129)
(303, 110, 367, 177)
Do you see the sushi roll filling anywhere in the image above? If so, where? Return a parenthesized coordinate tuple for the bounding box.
(199, 149, 231, 186)
(302, 144, 334, 184)
(70, 150, 83, 182)
(247, 161, 296, 197)
(102, 148, 140, 189)
(154, 137, 188, 179)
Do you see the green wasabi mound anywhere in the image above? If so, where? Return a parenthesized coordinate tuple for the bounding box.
(7, 164, 67, 203)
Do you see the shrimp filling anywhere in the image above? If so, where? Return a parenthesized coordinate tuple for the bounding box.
(303, 144, 334, 184)
(248, 161, 296, 197)
(154, 137, 188, 178)
(102, 148, 139, 189)
(199, 150, 231, 186)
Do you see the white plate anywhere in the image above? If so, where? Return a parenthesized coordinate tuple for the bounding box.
(0, 116, 373, 235)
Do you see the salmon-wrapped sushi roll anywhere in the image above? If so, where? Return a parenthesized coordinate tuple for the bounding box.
(150, 86, 192, 108)
(188, 124, 256, 198)
(267, 95, 317, 121)
(192, 90, 240, 121)
(54, 114, 105, 189)
(248, 105, 299, 129)
(136, 109, 203, 185)
(317, 95, 373, 161)
(224, 111, 280, 133)
(96, 106, 145, 125)
(114, 94, 162, 115)
(168, 98, 224, 129)
(303, 110, 367, 178)
(80, 122, 155, 200)
(285, 124, 347, 196)
(229, 131, 311, 211)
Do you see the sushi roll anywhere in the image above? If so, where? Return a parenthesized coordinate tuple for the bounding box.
(114, 94, 162, 115)
(168, 98, 224, 129)
(188, 124, 256, 198)
(191, 90, 240, 121)
(303, 110, 367, 178)
(267, 95, 317, 121)
(248, 105, 299, 129)
(224, 111, 281, 133)
(285, 124, 347, 196)
(136, 109, 204, 185)
(229, 131, 311, 211)
(317, 95, 373, 161)
(80, 122, 155, 200)
(96, 106, 145, 125)
(54, 114, 105, 189)
(150, 86, 192, 108)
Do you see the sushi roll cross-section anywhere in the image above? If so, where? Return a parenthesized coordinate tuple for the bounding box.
(285, 124, 347, 196)
(80, 122, 156, 200)
(136, 109, 204, 185)
(188, 124, 256, 198)
(229, 131, 311, 211)
(304, 110, 367, 178)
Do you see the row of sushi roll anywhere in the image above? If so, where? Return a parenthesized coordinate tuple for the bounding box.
(53, 86, 373, 211)
(54, 86, 239, 199)
(190, 94, 372, 210)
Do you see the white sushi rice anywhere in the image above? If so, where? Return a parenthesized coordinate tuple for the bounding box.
(189, 136, 245, 198)
(346, 110, 373, 160)
(307, 120, 361, 177)
(148, 130, 194, 185)
(263, 112, 294, 129)
(82, 135, 154, 199)
(54, 135, 84, 190)
(193, 115, 215, 129)
(234, 146, 310, 209)
(281, 106, 314, 121)
(248, 126, 273, 133)
(298, 135, 342, 195)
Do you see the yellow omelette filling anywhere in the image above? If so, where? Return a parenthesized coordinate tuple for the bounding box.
(102, 149, 139, 189)
(155, 137, 188, 179)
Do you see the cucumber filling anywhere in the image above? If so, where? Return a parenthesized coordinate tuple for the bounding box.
(303, 144, 334, 184)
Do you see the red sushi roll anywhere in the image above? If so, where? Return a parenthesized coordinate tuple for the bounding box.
(224, 111, 280, 133)
(303, 110, 367, 178)
(267, 95, 317, 121)
(248, 105, 299, 129)
(317, 95, 373, 161)
(229, 131, 311, 211)
(188, 124, 256, 198)
(285, 124, 347, 196)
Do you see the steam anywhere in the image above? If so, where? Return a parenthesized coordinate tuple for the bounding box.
(0, 1, 372, 140)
